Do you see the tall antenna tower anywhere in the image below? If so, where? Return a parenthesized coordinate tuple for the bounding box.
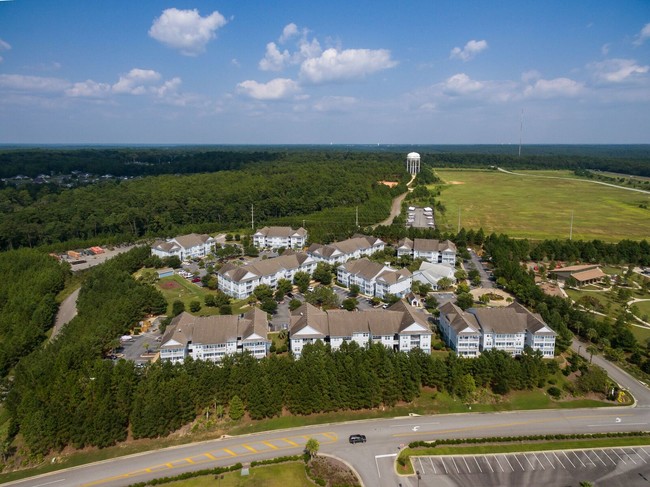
(518, 108, 524, 157)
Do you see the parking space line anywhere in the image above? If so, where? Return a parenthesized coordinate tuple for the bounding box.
(462, 456, 471, 473)
(474, 456, 483, 473)
(602, 449, 616, 465)
(533, 453, 545, 470)
(494, 456, 504, 472)
(523, 454, 535, 470)
(552, 451, 565, 469)
(441, 458, 448, 474)
(418, 457, 424, 474)
(562, 451, 576, 468)
(581, 451, 596, 467)
(633, 448, 648, 464)
(451, 457, 459, 473)
(514, 454, 525, 470)
(572, 451, 586, 467)
(591, 451, 607, 466)
(543, 452, 555, 469)
(612, 449, 627, 464)
(504, 455, 514, 471)
(623, 449, 637, 464)
(484, 456, 494, 473)
(640, 447, 650, 459)
(429, 457, 436, 474)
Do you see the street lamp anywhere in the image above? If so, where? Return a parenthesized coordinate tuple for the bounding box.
(416, 470, 421, 487)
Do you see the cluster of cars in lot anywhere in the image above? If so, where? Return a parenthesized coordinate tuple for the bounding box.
(177, 269, 201, 283)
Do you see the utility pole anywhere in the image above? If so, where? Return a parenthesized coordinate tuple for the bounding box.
(569, 210, 574, 240)
(251, 204, 254, 231)
(518, 108, 523, 157)
(355, 206, 359, 228)
(457, 207, 461, 233)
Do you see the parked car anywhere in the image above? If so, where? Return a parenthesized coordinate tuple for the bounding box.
(349, 434, 367, 444)
(191, 277, 201, 283)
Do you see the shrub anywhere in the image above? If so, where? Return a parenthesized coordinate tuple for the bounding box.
(547, 386, 562, 399)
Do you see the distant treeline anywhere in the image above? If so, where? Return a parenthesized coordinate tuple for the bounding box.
(0, 149, 281, 179)
(0, 154, 406, 251)
(422, 152, 650, 177)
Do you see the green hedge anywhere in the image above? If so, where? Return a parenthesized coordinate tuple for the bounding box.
(126, 463, 243, 487)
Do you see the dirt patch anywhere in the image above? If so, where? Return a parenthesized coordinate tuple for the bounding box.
(160, 281, 180, 290)
(448, 181, 465, 185)
(379, 180, 399, 188)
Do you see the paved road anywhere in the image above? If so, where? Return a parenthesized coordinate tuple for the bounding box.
(7, 406, 649, 487)
(50, 288, 79, 341)
(468, 249, 494, 289)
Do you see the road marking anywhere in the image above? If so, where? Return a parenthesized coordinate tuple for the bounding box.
(474, 456, 483, 472)
(514, 454, 525, 470)
(322, 432, 337, 440)
(418, 457, 425, 474)
(441, 457, 448, 474)
(504, 455, 515, 471)
(553, 451, 565, 468)
(494, 455, 504, 472)
(429, 456, 436, 474)
(582, 451, 596, 467)
(543, 452, 555, 469)
(523, 454, 535, 470)
(34, 481, 66, 487)
(484, 456, 494, 472)
(412, 426, 420, 432)
(634, 448, 648, 464)
(204, 453, 217, 460)
(451, 456, 459, 473)
(462, 456, 471, 472)
(641, 447, 650, 459)
(283, 438, 299, 447)
(185, 457, 195, 464)
(612, 449, 626, 464)
(588, 422, 647, 427)
(262, 441, 278, 450)
(242, 444, 257, 453)
(533, 452, 545, 470)
(602, 449, 616, 465)
(374, 453, 396, 479)
(166, 463, 173, 468)
(592, 451, 607, 466)
(223, 449, 237, 457)
(572, 451, 586, 467)
(623, 449, 637, 464)
(562, 451, 576, 468)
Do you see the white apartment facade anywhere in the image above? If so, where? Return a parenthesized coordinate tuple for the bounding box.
(337, 258, 412, 299)
(159, 309, 269, 364)
(397, 238, 457, 265)
(289, 301, 431, 357)
(308, 235, 385, 265)
(253, 226, 308, 249)
(218, 251, 317, 299)
(151, 233, 215, 261)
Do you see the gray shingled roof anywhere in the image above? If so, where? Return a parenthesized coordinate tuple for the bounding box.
(218, 252, 312, 283)
(439, 302, 481, 335)
(255, 226, 307, 238)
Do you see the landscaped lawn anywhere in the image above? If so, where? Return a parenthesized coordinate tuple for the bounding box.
(565, 288, 622, 314)
(164, 462, 311, 487)
(431, 169, 650, 241)
(156, 275, 250, 316)
(634, 300, 650, 319)
(630, 325, 650, 344)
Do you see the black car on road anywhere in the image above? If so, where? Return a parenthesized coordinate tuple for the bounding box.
(349, 434, 367, 444)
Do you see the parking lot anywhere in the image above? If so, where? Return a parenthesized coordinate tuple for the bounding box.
(411, 447, 650, 486)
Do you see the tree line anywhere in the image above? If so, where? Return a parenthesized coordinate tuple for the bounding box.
(0, 154, 406, 251)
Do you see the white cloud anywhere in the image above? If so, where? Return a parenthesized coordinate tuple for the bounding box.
(312, 96, 357, 112)
(589, 58, 649, 83)
(633, 23, 650, 46)
(442, 73, 483, 95)
(0, 74, 69, 92)
(450, 39, 488, 61)
(112, 68, 162, 94)
(259, 42, 291, 71)
(66, 80, 112, 97)
(237, 78, 300, 100)
(521, 70, 541, 83)
(149, 8, 227, 56)
(0, 38, 11, 63)
(601, 43, 610, 56)
(279, 23, 299, 43)
(524, 77, 583, 98)
(299, 48, 396, 83)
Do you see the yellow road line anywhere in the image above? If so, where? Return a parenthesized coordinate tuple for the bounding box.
(283, 438, 299, 446)
(223, 448, 237, 457)
(166, 463, 173, 468)
(185, 457, 195, 464)
(205, 453, 217, 460)
(263, 440, 279, 450)
(243, 444, 257, 453)
(323, 432, 337, 440)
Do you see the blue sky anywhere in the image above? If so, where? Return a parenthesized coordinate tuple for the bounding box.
(0, 1, 649, 144)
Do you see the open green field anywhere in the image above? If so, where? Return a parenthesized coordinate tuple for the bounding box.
(164, 462, 311, 487)
(157, 275, 249, 316)
(432, 169, 650, 241)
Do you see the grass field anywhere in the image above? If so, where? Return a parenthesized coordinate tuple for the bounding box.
(156, 275, 249, 316)
(431, 169, 650, 241)
(164, 462, 311, 487)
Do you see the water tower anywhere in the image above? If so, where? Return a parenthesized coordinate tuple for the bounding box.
(406, 152, 420, 175)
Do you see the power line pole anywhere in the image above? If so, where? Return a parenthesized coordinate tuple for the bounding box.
(457, 207, 461, 233)
(518, 108, 524, 157)
(355, 206, 359, 228)
(251, 204, 254, 231)
(569, 210, 574, 240)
